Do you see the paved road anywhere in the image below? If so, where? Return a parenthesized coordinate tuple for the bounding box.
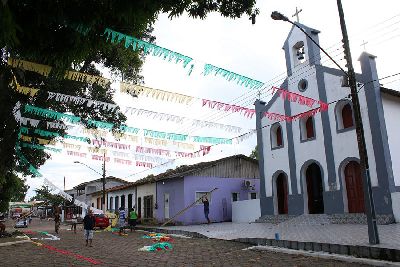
(156, 221, 400, 249)
(0, 218, 369, 266)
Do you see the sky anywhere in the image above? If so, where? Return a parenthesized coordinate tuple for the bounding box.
(25, 0, 400, 199)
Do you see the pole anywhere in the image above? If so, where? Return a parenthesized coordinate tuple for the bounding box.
(161, 188, 218, 227)
(336, 0, 379, 244)
(102, 151, 106, 214)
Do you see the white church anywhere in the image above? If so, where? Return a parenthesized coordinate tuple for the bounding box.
(255, 22, 400, 223)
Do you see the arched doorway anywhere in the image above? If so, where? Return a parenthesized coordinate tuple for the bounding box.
(345, 161, 365, 213)
(306, 163, 324, 214)
(276, 173, 288, 214)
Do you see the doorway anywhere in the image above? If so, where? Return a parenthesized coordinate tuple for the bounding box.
(128, 194, 132, 211)
(137, 197, 141, 219)
(345, 161, 365, 213)
(276, 173, 288, 214)
(305, 163, 324, 214)
(164, 193, 170, 219)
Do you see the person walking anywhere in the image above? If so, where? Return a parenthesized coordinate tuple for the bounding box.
(71, 213, 78, 234)
(118, 207, 126, 235)
(202, 196, 211, 224)
(54, 210, 61, 234)
(128, 208, 138, 232)
(83, 209, 95, 247)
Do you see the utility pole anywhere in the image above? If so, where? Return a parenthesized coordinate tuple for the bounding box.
(337, 0, 379, 244)
(102, 150, 106, 214)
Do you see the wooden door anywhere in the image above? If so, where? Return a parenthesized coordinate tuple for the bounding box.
(306, 163, 324, 214)
(345, 161, 365, 213)
(276, 174, 288, 214)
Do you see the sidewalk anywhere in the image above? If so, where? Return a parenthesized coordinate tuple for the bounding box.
(138, 222, 400, 261)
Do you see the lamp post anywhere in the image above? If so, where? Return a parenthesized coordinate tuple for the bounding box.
(271, 3, 379, 244)
(74, 152, 107, 214)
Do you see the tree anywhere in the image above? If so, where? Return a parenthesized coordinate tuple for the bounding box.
(0, 173, 28, 212)
(0, 0, 257, 214)
(249, 145, 258, 160)
(31, 185, 65, 207)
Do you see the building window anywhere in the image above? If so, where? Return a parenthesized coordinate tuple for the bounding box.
(143, 195, 153, 219)
(249, 192, 258, 200)
(195, 192, 211, 205)
(271, 123, 284, 149)
(232, 192, 240, 202)
(109, 197, 113, 210)
(115, 196, 119, 210)
(300, 116, 315, 141)
(121, 195, 125, 209)
(335, 100, 355, 132)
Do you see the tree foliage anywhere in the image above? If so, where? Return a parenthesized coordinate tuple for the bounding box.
(0, 173, 28, 212)
(249, 145, 258, 160)
(30, 185, 65, 207)
(0, 0, 256, 213)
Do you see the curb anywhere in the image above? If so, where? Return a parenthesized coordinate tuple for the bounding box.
(233, 237, 400, 262)
(137, 226, 400, 262)
(0, 239, 31, 247)
(247, 245, 400, 267)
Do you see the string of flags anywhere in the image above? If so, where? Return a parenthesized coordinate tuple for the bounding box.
(104, 28, 264, 90)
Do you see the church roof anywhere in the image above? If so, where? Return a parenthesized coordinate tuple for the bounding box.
(283, 23, 320, 48)
(380, 87, 400, 98)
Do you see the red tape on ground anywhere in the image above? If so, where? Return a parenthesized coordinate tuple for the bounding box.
(36, 243, 102, 265)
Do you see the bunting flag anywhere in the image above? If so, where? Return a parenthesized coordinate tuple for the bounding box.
(25, 104, 81, 123)
(192, 136, 232, 145)
(87, 146, 107, 155)
(120, 83, 194, 104)
(20, 126, 89, 143)
(47, 92, 118, 112)
(104, 28, 193, 69)
(113, 132, 139, 143)
(20, 135, 57, 146)
(203, 64, 264, 90)
(201, 99, 256, 119)
(20, 142, 61, 153)
(104, 28, 262, 90)
(120, 125, 140, 134)
(66, 150, 87, 158)
(232, 129, 257, 145)
(113, 158, 133, 165)
(15, 145, 42, 177)
(10, 76, 40, 97)
(272, 86, 329, 109)
(82, 128, 109, 138)
(62, 143, 81, 151)
(8, 58, 111, 87)
(262, 112, 291, 122)
(143, 129, 188, 142)
(136, 161, 154, 168)
(136, 146, 171, 157)
(91, 139, 131, 150)
(172, 141, 195, 150)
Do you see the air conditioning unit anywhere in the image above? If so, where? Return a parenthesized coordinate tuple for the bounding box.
(243, 180, 253, 189)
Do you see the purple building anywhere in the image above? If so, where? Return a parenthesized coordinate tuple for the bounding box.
(155, 155, 260, 225)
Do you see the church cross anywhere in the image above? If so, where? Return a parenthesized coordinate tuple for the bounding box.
(292, 7, 303, 22)
(361, 40, 368, 50)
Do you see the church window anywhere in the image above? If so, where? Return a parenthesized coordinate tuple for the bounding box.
(271, 123, 284, 149)
(298, 79, 308, 92)
(342, 104, 354, 128)
(293, 41, 306, 65)
(300, 116, 315, 141)
(335, 100, 354, 132)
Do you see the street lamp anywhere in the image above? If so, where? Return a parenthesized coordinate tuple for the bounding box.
(271, 2, 379, 244)
(74, 153, 107, 214)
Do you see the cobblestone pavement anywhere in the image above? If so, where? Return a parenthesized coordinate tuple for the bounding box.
(157, 222, 400, 249)
(0, 219, 369, 266)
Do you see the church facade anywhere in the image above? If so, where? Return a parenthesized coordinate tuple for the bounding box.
(255, 23, 400, 222)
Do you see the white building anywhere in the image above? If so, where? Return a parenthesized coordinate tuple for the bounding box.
(66, 176, 128, 211)
(107, 183, 136, 213)
(255, 22, 399, 222)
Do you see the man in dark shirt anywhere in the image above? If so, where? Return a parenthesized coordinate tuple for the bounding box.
(202, 196, 211, 224)
(83, 209, 95, 247)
